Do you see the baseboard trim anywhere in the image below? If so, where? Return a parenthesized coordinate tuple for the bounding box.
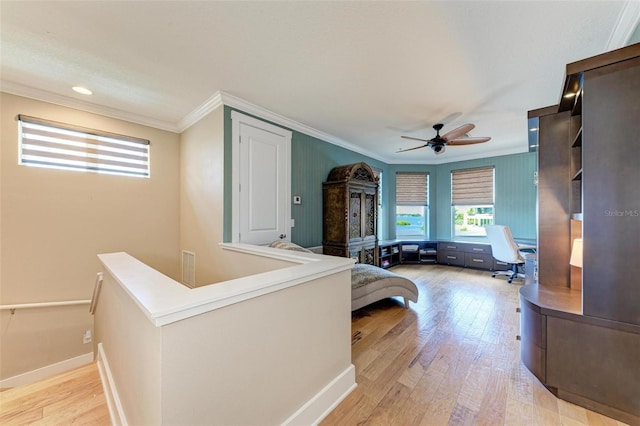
(0, 352, 93, 388)
(282, 364, 357, 426)
(96, 343, 128, 426)
(556, 388, 640, 426)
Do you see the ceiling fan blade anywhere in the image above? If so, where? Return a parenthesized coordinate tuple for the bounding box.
(447, 137, 491, 145)
(442, 123, 475, 141)
(401, 135, 431, 143)
(396, 144, 429, 153)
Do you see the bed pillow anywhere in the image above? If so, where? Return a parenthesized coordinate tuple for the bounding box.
(269, 240, 313, 253)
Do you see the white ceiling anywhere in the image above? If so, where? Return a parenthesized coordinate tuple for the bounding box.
(2, 1, 639, 164)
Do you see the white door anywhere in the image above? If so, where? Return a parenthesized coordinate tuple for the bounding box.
(231, 111, 291, 244)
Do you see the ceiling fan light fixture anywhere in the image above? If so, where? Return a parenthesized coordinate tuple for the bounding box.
(398, 122, 489, 154)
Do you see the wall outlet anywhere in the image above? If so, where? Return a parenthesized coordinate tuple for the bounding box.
(83, 330, 92, 344)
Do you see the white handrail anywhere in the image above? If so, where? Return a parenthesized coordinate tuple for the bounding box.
(0, 300, 91, 311)
(90, 272, 103, 315)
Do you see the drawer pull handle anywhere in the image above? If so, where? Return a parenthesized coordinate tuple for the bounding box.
(472, 258, 484, 263)
(447, 255, 457, 259)
(473, 248, 483, 252)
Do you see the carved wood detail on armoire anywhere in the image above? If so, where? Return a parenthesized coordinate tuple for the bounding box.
(323, 162, 378, 265)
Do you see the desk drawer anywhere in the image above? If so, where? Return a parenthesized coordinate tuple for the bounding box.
(437, 250, 465, 266)
(464, 252, 493, 270)
(464, 244, 491, 254)
(439, 242, 461, 251)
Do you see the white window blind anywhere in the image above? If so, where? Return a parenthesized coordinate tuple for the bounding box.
(451, 166, 494, 205)
(396, 172, 429, 205)
(18, 115, 150, 178)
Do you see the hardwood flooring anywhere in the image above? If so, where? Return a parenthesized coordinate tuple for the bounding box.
(322, 264, 628, 426)
(0, 362, 109, 425)
(0, 265, 628, 425)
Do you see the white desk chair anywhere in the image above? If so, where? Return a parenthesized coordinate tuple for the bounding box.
(485, 225, 536, 283)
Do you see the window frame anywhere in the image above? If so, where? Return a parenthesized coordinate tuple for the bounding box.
(451, 166, 495, 237)
(18, 114, 150, 178)
(395, 172, 429, 239)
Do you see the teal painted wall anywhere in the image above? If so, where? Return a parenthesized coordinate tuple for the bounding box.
(433, 152, 537, 241)
(223, 106, 537, 246)
(223, 106, 387, 246)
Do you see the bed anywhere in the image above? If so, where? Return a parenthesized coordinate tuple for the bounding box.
(269, 240, 419, 311)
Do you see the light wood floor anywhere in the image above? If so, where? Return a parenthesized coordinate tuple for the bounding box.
(0, 362, 109, 425)
(322, 264, 628, 426)
(0, 266, 628, 425)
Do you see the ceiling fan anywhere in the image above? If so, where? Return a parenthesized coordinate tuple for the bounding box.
(398, 123, 491, 155)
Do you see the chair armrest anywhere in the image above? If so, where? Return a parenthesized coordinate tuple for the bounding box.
(517, 243, 536, 252)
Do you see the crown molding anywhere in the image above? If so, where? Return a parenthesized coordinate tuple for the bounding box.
(606, 0, 640, 51)
(0, 80, 180, 132)
(211, 90, 389, 164)
(176, 91, 224, 132)
(0, 82, 529, 165)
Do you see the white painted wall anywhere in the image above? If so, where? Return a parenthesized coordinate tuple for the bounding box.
(0, 93, 180, 381)
(179, 107, 225, 286)
(95, 247, 355, 425)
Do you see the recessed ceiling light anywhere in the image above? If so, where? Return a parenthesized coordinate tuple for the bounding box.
(72, 86, 92, 95)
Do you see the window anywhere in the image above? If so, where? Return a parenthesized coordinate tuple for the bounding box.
(18, 115, 150, 177)
(451, 166, 494, 237)
(395, 172, 429, 238)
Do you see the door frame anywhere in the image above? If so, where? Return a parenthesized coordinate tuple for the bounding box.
(231, 110, 292, 243)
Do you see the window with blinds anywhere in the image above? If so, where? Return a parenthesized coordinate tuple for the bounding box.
(395, 172, 429, 238)
(18, 115, 150, 178)
(451, 166, 494, 237)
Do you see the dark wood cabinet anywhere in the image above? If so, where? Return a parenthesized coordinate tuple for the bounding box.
(523, 43, 640, 424)
(519, 296, 547, 383)
(401, 241, 438, 264)
(519, 285, 640, 425)
(529, 106, 572, 288)
(378, 241, 401, 268)
(437, 241, 493, 270)
(323, 162, 378, 265)
(581, 54, 640, 324)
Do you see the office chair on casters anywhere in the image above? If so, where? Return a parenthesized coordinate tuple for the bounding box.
(485, 225, 536, 284)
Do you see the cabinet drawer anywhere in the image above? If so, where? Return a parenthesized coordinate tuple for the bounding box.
(464, 252, 493, 270)
(437, 250, 465, 266)
(439, 242, 461, 251)
(520, 299, 546, 348)
(520, 336, 546, 383)
(464, 244, 491, 254)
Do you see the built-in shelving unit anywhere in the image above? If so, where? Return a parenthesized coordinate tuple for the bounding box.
(378, 241, 401, 268)
(523, 43, 640, 425)
(569, 79, 583, 214)
(419, 245, 438, 264)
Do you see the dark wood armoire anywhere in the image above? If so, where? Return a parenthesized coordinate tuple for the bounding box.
(323, 162, 378, 265)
